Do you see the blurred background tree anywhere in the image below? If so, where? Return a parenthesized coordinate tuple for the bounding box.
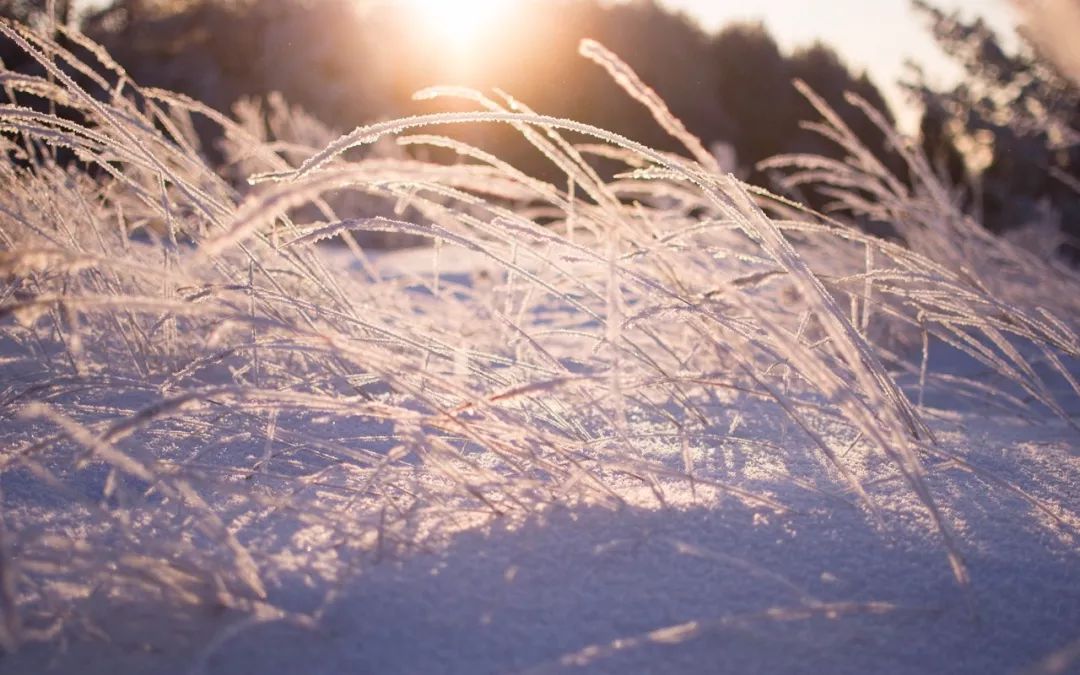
(61, 0, 893, 182)
(907, 0, 1080, 254)
(2, 0, 1076, 253)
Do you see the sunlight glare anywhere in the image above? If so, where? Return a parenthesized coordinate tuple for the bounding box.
(406, 0, 508, 51)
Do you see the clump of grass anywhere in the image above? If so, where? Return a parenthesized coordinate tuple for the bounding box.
(0, 17, 1076, 651)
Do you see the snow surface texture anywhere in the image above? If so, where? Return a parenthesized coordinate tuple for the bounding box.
(4, 247, 1078, 675)
(1, 25, 1079, 675)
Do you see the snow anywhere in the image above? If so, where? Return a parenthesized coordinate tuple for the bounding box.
(3, 246, 1077, 675)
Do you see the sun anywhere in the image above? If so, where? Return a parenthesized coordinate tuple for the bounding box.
(405, 0, 507, 50)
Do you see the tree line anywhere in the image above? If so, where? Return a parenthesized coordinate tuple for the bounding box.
(2, 0, 1077, 253)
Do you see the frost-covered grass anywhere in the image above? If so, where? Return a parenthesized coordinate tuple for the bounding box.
(0, 20, 1078, 673)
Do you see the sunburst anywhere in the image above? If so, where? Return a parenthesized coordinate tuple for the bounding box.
(405, 0, 508, 51)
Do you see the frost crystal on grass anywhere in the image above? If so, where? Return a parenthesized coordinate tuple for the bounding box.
(0, 21, 1077, 675)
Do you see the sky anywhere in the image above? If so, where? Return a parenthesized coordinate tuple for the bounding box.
(658, 0, 1020, 130)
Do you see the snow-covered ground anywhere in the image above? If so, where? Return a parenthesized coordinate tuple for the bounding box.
(2, 25, 1079, 673)
(4, 247, 1078, 675)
